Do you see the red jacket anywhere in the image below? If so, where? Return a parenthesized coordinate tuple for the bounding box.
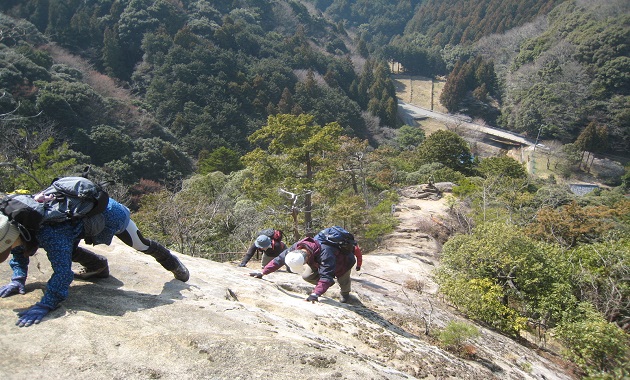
(354, 245, 363, 269)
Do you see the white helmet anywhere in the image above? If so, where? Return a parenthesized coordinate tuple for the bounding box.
(285, 249, 306, 273)
(0, 214, 20, 253)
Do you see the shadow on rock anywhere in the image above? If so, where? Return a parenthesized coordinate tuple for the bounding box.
(276, 281, 419, 340)
(345, 299, 420, 340)
(351, 277, 388, 291)
(50, 277, 189, 318)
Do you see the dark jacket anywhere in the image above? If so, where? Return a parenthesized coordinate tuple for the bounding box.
(240, 239, 287, 266)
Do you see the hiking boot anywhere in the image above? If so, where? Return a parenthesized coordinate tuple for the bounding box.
(340, 292, 350, 303)
(171, 255, 190, 282)
(74, 265, 109, 280)
(72, 246, 109, 280)
(144, 240, 189, 282)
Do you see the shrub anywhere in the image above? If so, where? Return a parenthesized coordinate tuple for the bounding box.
(437, 276, 528, 336)
(438, 320, 481, 356)
(555, 304, 630, 377)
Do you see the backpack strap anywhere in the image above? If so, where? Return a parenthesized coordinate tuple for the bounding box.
(0, 194, 44, 244)
(85, 190, 109, 217)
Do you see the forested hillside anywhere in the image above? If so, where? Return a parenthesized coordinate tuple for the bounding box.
(314, 0, 629, 156)
(0, 0, 398, 187)
(471, 1, 630, 153)
(405, 0, 563, 45)
(3, 0, 627, 186)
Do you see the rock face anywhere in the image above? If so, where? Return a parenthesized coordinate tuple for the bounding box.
(0, 188, 575, 380)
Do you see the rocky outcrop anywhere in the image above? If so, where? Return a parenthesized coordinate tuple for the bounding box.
(0, 188, 574, 380)
(399, 182, 455, 200)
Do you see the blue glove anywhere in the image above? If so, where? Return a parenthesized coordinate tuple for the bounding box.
(355, 266, 361, 271)
(249, 272, 263, 279)
(0, 277, 26, 298)
(16, 303, 52, 327)
(306, 294, 319, 303)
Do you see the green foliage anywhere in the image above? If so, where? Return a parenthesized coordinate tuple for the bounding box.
(89, 125, 133, 166)
(132, 171, 258, 258)
(360, 191, 399, 248)
(622, 163, 630, 191)
(385, 33, 446, 76)
(439, 56, 499, 117)
(131, 189, 173, 248)
(452, 177, 481, 198)
(477, 156, 527, 179)
(437, 276, 528, 335)
(405, 162, 465, 186)
(531, 184, 575, 209)
(565, 238, 630, 327)
(527, 201, 625, 248)
(0, 13, 48, 46)
(198, 147, 244, 175)
(365, 62, 399, 127)
(512, 36, 552, 70)
(35, 80, 105, 129)
(8, 137, 78, 192)
(242, 113, 342, 234)
(436, 222, 570, 334)
(438, 320, 481, 351)
(319, 191, 366, 230)
(405, 0, 562, 45)
(555, 143, 583, 177)
(555, 303, 630, 377)
(294, 72, 368, 138)
(494, 2, 630, 151)
(396, 125, 425, 150)
(447, 173, 630, 371)
(50, 64, 84, 82)
(322, 0, 417, 42)
(315, 136, 373, 208)
(414, 130, 474, 175)
(1, 2, 400, 191)
(130, 138, 194, 184)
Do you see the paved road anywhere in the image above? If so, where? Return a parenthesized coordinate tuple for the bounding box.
(398, 100, 535, 147)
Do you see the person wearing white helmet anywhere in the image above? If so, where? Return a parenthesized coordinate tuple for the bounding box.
(249, 227, 358, 303)
(284, 249, 307, 273)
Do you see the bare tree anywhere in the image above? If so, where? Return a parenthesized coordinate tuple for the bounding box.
(279, 188, 313, 241)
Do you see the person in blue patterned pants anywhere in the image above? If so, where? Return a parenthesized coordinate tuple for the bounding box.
(0, 197, 189, 327)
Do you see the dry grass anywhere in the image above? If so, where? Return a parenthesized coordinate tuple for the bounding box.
(44, 43, 133, 101)
(415, 216, 452, 245)
(403, 278, 426, 293)
(417, 118, 447, 136)
(393, 75, 448, 113)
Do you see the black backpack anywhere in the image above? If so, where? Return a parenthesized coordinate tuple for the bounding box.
(316, 226, 356, 254)
(259, 228, 283, 242)
(38, 176, 109, 223)
(0, 194, 44, 244)
(0, 177, 109, 243)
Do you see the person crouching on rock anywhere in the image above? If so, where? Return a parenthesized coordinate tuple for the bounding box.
(248, 233, 356, 304)
(0, 197, 189, 327)
(238, 229, 288, 270)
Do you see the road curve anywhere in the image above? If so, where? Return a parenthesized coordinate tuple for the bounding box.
(398, 100, 535, 147)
